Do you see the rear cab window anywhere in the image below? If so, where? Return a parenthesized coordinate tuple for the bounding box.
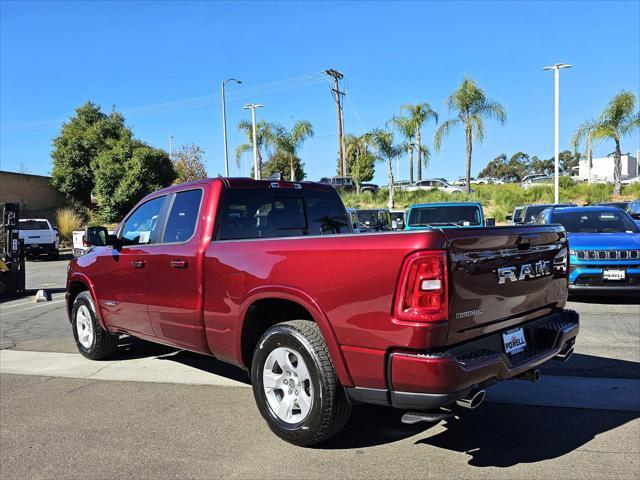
(19, 220, 51, 230)
(217, 186, 351, 240)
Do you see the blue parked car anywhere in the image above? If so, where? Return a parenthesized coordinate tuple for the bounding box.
(405, 202, 491, 230)
(537, 206, 640, 294)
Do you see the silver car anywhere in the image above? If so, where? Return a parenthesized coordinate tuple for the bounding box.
(403, 179, 466, 194)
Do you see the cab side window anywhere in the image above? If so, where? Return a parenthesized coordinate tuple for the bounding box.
(162, 189, 203, 243)
(120, 196, 166, 246)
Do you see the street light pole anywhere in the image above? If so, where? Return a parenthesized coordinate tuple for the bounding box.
(222, 78, 242, 177)
(543, 63, 571, 204)
(243, 104, 263, 180)
(169, 135, 173, 160)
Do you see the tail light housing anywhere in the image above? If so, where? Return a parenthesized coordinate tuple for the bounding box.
(82, 235, 89, 247)
(394, 251, 448, 323)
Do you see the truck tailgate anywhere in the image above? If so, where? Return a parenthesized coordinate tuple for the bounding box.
(444, 225, 568, 345)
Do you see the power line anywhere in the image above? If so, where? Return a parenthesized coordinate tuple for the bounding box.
(1, 72, 331, 132)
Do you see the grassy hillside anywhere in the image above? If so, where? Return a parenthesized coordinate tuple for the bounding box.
(341, 182, 640, 223)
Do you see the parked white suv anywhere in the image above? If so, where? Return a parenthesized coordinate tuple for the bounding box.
(403, 178, 466, 194)
(18, 219, 59, 259)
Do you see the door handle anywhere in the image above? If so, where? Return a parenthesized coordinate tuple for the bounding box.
(169, 259, 188, 269)
(131, 260, 145, 269)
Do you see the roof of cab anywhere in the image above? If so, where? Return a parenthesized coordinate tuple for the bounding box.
(408, 202, 482, 209)
(143, 177, 335, 198)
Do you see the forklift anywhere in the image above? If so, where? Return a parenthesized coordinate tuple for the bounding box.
(0, 202, 26, 299)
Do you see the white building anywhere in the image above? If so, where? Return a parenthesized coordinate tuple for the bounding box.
(578, 151, 639, 182)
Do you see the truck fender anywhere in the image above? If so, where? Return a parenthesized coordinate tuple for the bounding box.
(236, 286, 354, 388)
(66, 272, 109, 331)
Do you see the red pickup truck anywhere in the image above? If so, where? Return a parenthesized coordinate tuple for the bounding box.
(67, 177, 578, 446)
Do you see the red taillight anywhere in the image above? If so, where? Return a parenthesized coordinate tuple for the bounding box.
(82, 235, 89, 247)
(394, 251, 448, 323)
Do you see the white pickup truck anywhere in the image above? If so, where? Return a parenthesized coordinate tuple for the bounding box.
(18, 218, 59, 259)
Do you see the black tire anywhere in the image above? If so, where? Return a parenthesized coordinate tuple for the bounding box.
(251, 320, 351, 446)
(71, 291, 119, 360)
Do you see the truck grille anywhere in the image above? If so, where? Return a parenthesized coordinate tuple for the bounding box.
(575, 273, 640, 287)
(575, 250, 640, 260)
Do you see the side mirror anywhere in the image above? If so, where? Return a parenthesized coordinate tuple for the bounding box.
(486, 217, 496, 227)
(505, 214, 513, 221)
(85, 226, 109, 247)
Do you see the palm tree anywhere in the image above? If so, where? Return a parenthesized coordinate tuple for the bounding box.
(401, 103, 438, 182)
(235, 120, 277, 179)
(571, 118, 597, 184)
(389, 115, 415, 183)
(345, 134, 377, 194)
(572, 91, 639, 194)
(434, 76, 506, 193)
(270, 120, 314, 181)
(368, 129, 401, 208)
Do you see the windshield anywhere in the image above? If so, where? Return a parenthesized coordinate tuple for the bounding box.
(357, 210, 378, 225)
(19, 220, 50, 231)
(552, 210, 639, 233)
(408, 206, 482, 227)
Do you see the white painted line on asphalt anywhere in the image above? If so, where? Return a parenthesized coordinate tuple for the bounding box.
(1, 349, 638, 412)
(486, 375, 640, 412)
(0, 295, 65, 310)
(0, 299, 65, 312)
(0, 349, 248, 388)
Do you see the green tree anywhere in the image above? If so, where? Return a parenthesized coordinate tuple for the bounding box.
(172, 144, 207, 183)
(400, 103, 438, 181)
(558, 150, 581, 175)
(434, 76, 506, 193)
(368, 129, 401, 208)
(571, 118, 597, 183)
(345, 134, 377, 193)
(530, 155, 554, 176)
(235, 120, 277, 179)
(262, 151, 306, 181)
(269, 120, 314, 181)
(572, 91, 639, 194)
(51, 102, 129, 204)
(94, 139, 175, 222)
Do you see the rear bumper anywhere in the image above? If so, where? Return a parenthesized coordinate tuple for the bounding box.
(345, 309, 579, 410)
(24, 243, 58, 254)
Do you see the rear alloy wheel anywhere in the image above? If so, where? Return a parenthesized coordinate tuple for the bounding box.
(251, 320, 351, 446)
(262, 347, 314, 424)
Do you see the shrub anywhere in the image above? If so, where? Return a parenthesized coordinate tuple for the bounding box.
(55, 206, 85, 242)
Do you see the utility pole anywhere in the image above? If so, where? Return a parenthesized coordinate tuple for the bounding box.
(325, 69, 346, 176)
(543, 63, 571, 204)
(222, 78, 242, 177)
(243, 104, 263, 180)
(169, 135, 173, 160)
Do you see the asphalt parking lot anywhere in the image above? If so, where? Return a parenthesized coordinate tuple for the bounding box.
(1, 256, 639, 479)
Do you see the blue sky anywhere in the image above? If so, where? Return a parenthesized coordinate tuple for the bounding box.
(1, 0, 639, 185)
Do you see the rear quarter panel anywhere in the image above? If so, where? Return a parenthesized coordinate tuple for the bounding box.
(202, 231, 447, 386)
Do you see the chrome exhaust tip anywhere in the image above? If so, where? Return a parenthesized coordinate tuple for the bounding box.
(455, 389, 486, 409)
(555, 345, 574, 362)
